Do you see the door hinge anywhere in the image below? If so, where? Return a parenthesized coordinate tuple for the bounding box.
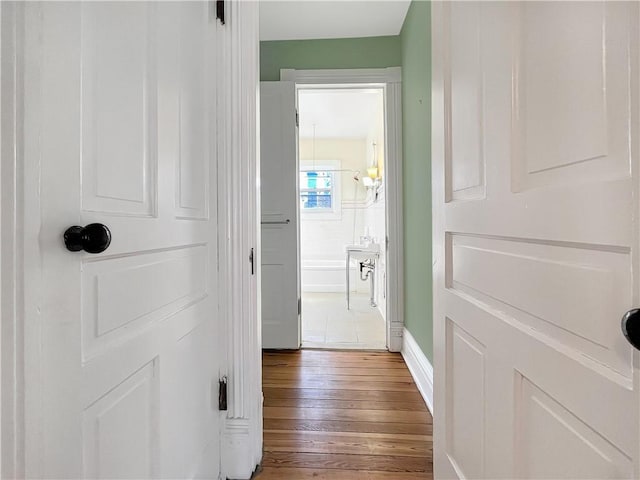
(216, 0, 225, 25)
(298, 297, 301, 315)
(249, 247, 255, 275)
(218, 376, 228, 411)
(295, 110, 299, 127)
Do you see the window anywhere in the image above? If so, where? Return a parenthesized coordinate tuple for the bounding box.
(300, 170, 334, 210)
(299, 161, 341, 219)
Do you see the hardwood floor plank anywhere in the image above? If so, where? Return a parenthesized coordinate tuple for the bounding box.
(262, 387, 425, 403)
(262, 360, 409, 370)
(263, 352, 408, 368)
(263, 397, 428, 412)
(263, 430, 432, 457)
(256, 467, 432, 479)
(263, 366, 413, 377)
(262, 378, 419, 392)
(257, 350, 433, 479)
(264, 429, 431, 442)
(264, 417, 433, 436)
(264, 406, 430, 424)
(262, 452, 430, 472)
(263, 373, 414, 385)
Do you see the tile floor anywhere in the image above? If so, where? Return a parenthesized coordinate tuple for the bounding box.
(301, 292, 387, 350)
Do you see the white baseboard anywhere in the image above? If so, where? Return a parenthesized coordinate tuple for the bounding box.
(303, 284, 346, 293)
(401, 328, 433, 415)
(220, 418, 261, 480)
(302, 285, 367, 293)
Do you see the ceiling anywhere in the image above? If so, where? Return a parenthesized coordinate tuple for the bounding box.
(259, 1, 411, 41)
(298, 88, 384, 139)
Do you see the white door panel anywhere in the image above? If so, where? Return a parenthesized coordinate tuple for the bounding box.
(23, 2, 219, 478)
(260, 81, 300, 349)
(433, 2, 639, 478)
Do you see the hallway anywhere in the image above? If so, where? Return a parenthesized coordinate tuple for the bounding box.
(257, 350, 433, 479)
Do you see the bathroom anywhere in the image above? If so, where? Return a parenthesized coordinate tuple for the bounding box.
(298, 87, 387, 349)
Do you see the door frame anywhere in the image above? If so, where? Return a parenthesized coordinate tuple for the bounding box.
(281, 67, 404, 351)
(1, 2, 24, 477)
(216, 1, 262, 478)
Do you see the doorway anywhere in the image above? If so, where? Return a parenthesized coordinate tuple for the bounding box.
(260, 67, 404, 353)
(297, 87, 387, 350)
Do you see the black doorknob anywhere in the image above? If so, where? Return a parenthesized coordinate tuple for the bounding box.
(622, 309, 640, 350)
(64, 223, 111, 254)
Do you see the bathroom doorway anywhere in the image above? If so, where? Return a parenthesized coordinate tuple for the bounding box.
(298, 87, 387, 350)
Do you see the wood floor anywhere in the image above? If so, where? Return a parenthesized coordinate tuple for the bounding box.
(256, 349, 433, 479)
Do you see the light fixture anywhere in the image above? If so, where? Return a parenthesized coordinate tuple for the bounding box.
(368, 142, 380, 180)
(363, 142, 382, 200)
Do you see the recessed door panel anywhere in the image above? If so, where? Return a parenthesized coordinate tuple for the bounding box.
(81, 3, 157, 216)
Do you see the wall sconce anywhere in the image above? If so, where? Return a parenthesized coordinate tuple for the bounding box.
(364, 143, 382, 201)
(362, 171, 381, 190)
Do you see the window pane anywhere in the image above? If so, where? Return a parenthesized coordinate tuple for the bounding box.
(300, 170, 334, 211)
(301, 171, 332, 190)
(301, 191, 332, 210)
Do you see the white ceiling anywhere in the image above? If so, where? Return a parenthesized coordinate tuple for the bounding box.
(259, 1, 411, 41)
(298, 88, 384, 139)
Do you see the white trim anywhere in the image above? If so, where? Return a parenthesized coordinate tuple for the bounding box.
(281, 67, 402, 84)
(401, 328, 434, 415)
(342, 199, 372, 209)
(1, 3, 23, 478)
(301, 261, 346, 271)
(281, 67, 404, 353)
(384, 79, 404, 352)
(217, 1, 262, 478)
(0, 4, 3, 477)
(1, 5, 3, 476)
(303, 286, 346, 293)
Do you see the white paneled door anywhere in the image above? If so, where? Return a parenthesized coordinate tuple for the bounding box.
(433, 2, 639, 479)
(260, 82, 300, 349)
(23, 3, 220, 478)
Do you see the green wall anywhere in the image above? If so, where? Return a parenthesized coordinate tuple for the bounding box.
(400, 1, 432, 361)
(260, 36, 401, 81)
(259, 1, 433, 362)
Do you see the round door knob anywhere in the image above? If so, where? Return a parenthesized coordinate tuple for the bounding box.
(621, 309, 640, 350)
(64, 223, 111, 254)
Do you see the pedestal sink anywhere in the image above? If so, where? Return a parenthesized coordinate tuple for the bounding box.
(345, 243, 381, 259)
(345, 243, 380, 309)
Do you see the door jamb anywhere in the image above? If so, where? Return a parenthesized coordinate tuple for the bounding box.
(280, 67, 404, 351)
(1, 3, 24, 478)
(216, 1, 262, 478)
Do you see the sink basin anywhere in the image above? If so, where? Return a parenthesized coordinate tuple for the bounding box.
(346, 243, 380, 260)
